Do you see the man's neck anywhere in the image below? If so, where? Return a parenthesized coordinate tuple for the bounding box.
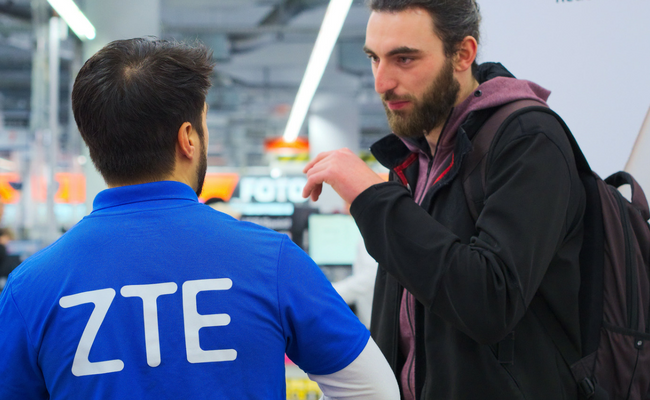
(424, 122, 445, 157)
(424, 76, 479, 155)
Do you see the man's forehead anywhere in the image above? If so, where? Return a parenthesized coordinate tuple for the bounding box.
(365, 9, 438, 54)
(367, 7, 434, 30)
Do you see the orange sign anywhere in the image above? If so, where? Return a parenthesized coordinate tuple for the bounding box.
(199, 173, 240, 203)
(264, 137, 309, 154)
(0, 173, 21, 203)
(31, 173, 86, 204)
(0, 173, 86, 204)
(55, 173, 86, 204)
(31, 175, 47, 203)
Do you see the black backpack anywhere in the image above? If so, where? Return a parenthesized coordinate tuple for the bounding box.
(461, 99, 650, 399)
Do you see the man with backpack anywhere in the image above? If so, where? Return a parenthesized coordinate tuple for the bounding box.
(303, 1, 588, 398)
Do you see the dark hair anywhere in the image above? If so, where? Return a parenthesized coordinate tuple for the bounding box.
(72, 38, 215, 185)
(367, 0, 481, 70)
(204, 197, 225, 206)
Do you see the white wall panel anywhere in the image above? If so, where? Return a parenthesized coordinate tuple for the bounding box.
(479, 0, 650, 189)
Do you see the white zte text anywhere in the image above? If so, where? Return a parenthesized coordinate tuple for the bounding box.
(59, 278, 237, 377)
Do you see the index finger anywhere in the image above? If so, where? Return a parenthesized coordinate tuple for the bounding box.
(303, 150, 334, 173)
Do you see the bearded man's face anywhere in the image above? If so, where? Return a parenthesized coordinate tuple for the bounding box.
(382, 57, 460, 139)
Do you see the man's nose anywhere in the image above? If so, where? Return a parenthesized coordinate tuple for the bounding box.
(374, 64, 397, 95)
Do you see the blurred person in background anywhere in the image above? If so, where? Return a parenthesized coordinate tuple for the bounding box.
(0, 38, 398, 400)
(332, 239, 377, 328)
(331, 203, 378, 328)
(0, 200, 19, 292)
(204, 197, 242, 220)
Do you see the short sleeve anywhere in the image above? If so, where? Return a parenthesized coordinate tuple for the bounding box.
(277, 237, 370, 375)
(0, 279, 48, 400)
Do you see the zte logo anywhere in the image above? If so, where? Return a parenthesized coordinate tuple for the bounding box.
(59, 279, 236, 377)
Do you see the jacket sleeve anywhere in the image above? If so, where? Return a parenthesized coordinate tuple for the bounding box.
(350, 111, 581, 344)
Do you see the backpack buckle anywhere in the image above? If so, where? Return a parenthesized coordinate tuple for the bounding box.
(579, 377, 595, 399)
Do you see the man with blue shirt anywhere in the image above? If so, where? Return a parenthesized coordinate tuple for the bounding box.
(0, 38, 399, 400)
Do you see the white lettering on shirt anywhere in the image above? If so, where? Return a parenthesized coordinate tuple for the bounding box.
(59, 288, 125, 377)
(59, 279, 237, 376)
(121, 282, 178, 367)
(182, 278, 237, 363)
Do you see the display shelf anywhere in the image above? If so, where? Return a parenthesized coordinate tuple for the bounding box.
(285, 356, 321, 399)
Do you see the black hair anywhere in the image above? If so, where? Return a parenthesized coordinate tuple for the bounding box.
(204, 197, 225, 206)
(72, 38, 215, 185)
(367, 0, 481, 72)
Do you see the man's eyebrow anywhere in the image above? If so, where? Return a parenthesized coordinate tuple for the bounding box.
(386, 46, 421, 57)
(362, 45, 421, 57)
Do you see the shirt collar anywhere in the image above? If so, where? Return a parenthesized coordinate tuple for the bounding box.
(92, 181, 198, 213)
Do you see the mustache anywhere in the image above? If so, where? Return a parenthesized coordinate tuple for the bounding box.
(381, 90, 416, 103)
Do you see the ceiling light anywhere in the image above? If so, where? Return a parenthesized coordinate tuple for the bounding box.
(47, 0, 96, 41)
(282, 0, 353, 143)
(0, 157, 15, 172)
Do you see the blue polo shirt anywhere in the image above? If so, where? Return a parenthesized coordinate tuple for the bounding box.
(0, 181, 369, 399)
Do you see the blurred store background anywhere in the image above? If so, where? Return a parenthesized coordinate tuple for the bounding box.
(0, 0, 648, 294)
(0, 0, 388, 244)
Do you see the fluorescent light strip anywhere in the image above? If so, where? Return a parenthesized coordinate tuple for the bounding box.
(0, 157, 15, 172)
(282, 0, 353, 142)
(47, 0, 96, 41)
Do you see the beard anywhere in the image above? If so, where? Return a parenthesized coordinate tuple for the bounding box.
(382, 57, 460, 139)
(194, 136, 208, 197)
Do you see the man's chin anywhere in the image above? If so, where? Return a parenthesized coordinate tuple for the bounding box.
(393, 131, 426, 140)
(388, 107, 411, 117)
(388, 119, 421, 139)
(387, 114, 406, 129)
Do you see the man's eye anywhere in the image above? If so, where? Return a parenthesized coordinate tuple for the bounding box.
(398, 57, 412, 64)
(366, 54, 378, 63)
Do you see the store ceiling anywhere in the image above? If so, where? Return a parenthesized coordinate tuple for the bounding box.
(0, 0, 389, 169)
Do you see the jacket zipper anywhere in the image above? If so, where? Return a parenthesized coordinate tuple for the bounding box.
(415, 111, 453, 205)
(405, 292, 416, 399)
(390, 284, 403, 385)
(392, 111, 455, 397)
(416, 158, 434, 205)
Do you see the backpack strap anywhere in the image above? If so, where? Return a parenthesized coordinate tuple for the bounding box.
(605, 171, 650, 221)
(529, 296, 608, 400)
(461, 99, 547, 367)
(461, 100, 610, 399)
(462, 99, 547, 221)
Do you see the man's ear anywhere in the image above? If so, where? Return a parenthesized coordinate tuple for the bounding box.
(177, 122, 195, 159)
(454, 36, 478, 72)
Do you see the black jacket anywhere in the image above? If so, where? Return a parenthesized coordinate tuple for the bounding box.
(350, 65, 586, 399)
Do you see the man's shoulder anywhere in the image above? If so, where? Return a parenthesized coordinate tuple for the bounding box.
(490, 106, 574, 158)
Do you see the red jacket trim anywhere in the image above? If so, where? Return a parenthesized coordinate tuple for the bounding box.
(433, 154, 455, 186)
(394, 153, 419, 186)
